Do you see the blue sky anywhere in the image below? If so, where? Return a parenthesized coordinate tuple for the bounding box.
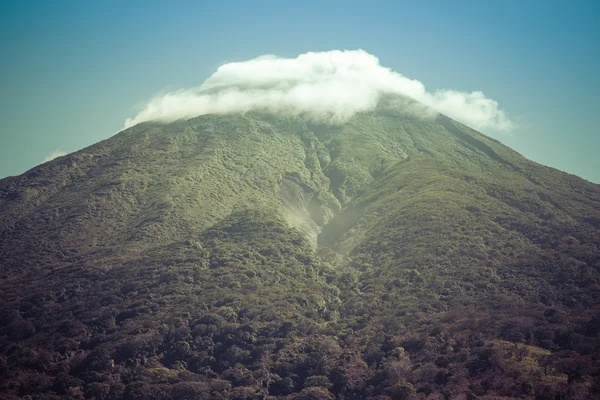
(1, 0, 599, 182)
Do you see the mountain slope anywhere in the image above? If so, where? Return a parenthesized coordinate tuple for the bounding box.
(1, 103, 599, 399)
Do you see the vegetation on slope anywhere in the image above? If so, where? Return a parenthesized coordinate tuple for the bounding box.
(1, 104, 599, 399)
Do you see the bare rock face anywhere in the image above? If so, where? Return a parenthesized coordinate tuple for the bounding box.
(1, 105, 600, 399)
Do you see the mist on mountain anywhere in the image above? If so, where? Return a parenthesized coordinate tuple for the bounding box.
(125, 50, 513, 133)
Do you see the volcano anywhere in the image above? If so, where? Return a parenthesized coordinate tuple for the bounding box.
(1, 99, 599, 399)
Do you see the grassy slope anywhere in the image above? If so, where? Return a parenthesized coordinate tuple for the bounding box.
(0, 105, 599, 399)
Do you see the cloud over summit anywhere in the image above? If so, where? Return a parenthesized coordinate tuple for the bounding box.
(125, 50, 513, 132)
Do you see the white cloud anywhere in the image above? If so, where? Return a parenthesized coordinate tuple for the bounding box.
(124, 50, 513, 132)
(43, 149, 66, 162)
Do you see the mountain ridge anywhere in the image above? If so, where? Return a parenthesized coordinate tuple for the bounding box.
(1, 103, 599, 399)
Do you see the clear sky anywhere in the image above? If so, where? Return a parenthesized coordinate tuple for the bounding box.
(1, 0, 598, 182)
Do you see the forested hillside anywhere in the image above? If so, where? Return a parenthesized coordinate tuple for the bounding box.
(1, 104, 599, 399)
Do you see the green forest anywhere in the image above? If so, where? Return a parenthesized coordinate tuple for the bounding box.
(1, 108, 599, 399)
